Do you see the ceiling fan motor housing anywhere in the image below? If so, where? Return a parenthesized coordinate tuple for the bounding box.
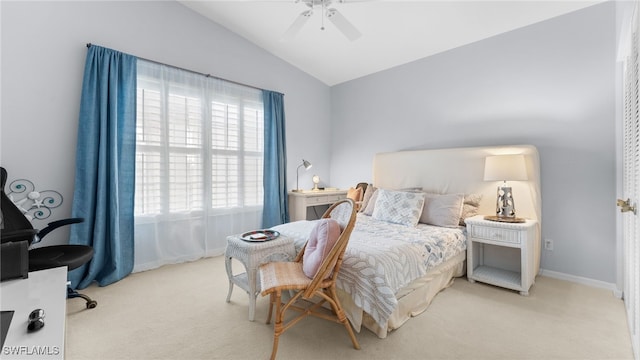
(284, 0, 361, 41)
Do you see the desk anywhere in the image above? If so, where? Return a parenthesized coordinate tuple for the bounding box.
(1, 267, 67, 359)
(288, 190, 347, 222)
(225, 234, 296, 321)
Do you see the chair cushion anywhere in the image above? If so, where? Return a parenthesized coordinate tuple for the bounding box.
(29, 245, 93, 272)
(259, 261, 311, 295)
(302, 218, 341, 278)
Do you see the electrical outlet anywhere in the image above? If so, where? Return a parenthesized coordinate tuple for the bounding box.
(544, 238, 553, 251)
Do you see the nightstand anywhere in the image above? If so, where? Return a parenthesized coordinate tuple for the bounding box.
(225, 234, 296, 321)
(465, 215, 539, 296)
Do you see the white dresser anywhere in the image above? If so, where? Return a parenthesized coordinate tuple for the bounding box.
(288, 190, 347, 222)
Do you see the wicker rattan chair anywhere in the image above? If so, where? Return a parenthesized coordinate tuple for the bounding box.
(258, 198, 360, 360)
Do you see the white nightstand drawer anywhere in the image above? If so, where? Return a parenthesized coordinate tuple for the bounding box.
(328, 194, 346, 202)
(471, 226, 521, 244)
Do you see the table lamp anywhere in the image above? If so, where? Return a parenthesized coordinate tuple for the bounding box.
(484, 154, 528, 219)
(293, 159, 312, 192)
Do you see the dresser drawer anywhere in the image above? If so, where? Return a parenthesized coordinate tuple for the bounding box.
(306, 195, 329, 205)
(470, 225, 521, 244)
(288, 190, 349, 222)
(305, 194, 346, 205)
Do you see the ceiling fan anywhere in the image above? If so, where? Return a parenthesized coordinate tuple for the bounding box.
(282, 0, 362, 41)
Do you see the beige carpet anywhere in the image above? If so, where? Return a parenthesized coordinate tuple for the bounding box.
(66, 256, 634, 360)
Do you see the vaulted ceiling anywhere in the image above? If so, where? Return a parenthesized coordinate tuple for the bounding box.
(179, 1, 601, 86)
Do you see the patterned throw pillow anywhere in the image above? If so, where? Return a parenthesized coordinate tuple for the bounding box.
(371, 189, 425, 227)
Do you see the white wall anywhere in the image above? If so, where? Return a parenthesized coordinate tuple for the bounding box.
(329, 2, 617, 284)
(0, 1, 331, 244)
(1, 1, 622, 285)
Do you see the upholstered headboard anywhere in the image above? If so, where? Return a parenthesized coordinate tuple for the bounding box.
(372, 145, 541, 222)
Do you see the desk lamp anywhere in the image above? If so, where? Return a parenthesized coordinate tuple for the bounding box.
(293, 159, 312, 192)
(484, 154, 528, 220)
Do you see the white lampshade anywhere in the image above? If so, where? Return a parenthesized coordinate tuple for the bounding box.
(484, 155, 528, 182)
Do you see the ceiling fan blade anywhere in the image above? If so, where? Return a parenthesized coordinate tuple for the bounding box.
(326, 8, 361, 41)
(281, 10, 313, 41)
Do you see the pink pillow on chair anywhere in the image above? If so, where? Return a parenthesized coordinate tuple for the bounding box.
(302, 218, 341, 278)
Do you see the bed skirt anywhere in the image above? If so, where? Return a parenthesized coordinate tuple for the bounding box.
(337, 250, 466, 339)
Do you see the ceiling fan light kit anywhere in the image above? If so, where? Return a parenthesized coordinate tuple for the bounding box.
(282, 0, 362, 41)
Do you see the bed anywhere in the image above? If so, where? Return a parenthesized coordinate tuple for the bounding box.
(272, 145, 541, 338)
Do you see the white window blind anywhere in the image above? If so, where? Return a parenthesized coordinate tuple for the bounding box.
(135, 64, 264, 216)
(133, 60, 264, 273)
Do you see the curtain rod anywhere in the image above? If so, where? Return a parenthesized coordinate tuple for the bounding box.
(86, 43, 283, 96)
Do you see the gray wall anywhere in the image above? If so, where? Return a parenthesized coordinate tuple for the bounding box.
(329, 2, 617, 283)
(0, 1, 332, 244)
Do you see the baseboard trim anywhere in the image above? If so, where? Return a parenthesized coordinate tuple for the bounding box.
(540, 269, 623, 299)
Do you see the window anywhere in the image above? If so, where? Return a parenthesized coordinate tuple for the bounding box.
(135, 61, 264, 216)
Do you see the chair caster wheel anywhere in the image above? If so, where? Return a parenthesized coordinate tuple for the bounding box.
(86, 300, 98, 309)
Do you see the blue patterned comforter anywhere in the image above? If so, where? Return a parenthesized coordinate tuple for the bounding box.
(271, 213, 466, 329)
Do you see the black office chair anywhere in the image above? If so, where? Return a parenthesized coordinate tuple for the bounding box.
(0, 167, 97, 309)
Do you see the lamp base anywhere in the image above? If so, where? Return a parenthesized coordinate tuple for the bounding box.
(496, 185, 516, 218)
(291, 189, 303, 192)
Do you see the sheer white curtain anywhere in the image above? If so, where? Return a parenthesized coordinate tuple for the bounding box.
(133, 60, 264, 272)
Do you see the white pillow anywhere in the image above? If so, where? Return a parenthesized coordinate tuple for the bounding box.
(459, 193, 483, 225)
(420, 193, 464, 228)
(359, 184, 376, 213)
(371, 189, 425, 227)
(361, 188, 379, 216)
